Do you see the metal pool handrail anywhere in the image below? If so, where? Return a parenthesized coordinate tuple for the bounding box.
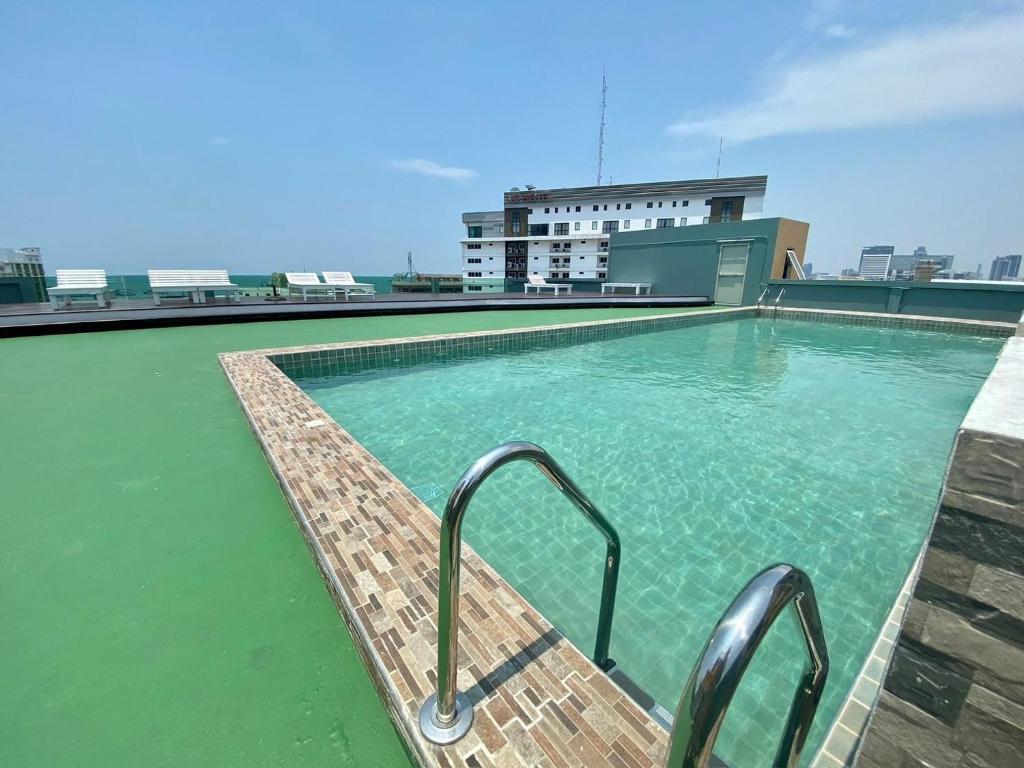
(418, 441, 622, 745)
(665, 563, 829, 768)
(756, 286, 770, 306)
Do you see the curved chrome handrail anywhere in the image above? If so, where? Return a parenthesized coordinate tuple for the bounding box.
(756, 286, 770, 307)
(774, 287, 786, 307)
(419, 441, 622, 744)
(666, 563, 829, 768)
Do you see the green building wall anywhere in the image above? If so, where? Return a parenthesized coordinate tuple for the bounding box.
(608, 218, 789, 304)
(767, 279, 1024, 323)
(0, 277, 44, 304)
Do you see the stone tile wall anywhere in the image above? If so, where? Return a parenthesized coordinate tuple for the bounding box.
(857, 338, 1024, 768)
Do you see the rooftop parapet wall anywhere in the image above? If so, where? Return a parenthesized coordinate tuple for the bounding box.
(768, 279, 1024, 323)
(857, 337, 1024, 768)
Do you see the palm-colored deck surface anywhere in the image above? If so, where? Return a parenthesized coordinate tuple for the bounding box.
(0, 307, 702, 768)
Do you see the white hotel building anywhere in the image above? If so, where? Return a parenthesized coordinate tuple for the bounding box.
(460, 176, 767, 288)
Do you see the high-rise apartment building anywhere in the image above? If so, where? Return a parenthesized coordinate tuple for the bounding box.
(989, 254, 1022, 281)
(460, 176, 767, 288)
(858, 246, 894, 280)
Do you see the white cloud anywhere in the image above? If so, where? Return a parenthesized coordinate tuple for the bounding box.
(824, 23, 856, 38)
(668, 12, 1024, 143)
(389, 158, 477, 183)
(209, 137, 233, 147)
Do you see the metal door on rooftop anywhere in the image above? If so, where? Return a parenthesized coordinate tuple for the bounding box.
(715, 244, 749, 305)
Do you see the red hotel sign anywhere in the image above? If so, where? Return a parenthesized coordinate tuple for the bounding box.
(504, 191, 551, 204)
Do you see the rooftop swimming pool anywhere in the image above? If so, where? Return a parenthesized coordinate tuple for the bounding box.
(298, 316, 1002, 767)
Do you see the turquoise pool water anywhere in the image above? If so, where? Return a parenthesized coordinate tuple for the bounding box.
(300, 317, 1002, 766)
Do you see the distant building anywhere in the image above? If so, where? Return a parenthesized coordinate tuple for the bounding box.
(0, 247, 48, 303)
(803, 261, 814, 278)
(990, 254, 1022, 281)
(841, 268, 859, 277)
(858, 246, 894, 280)
(460, 176, 768, 290)
(890, 246, 955, 280)
(913, 260, 942, 281)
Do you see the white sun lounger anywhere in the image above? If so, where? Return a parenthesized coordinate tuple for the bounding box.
(601, 282, 653, 295)
(48, 269, 112, 308)
(322, 271, 375, 301)
(524, 274, 572, 296)
(147, 269, 241, 306)
(286, 272, 335, 301)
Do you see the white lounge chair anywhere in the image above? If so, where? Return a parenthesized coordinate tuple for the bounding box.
(147, 269, 241, 306)
(322, 271, 376, 301)
(524, 274, 572, 296)
(48, 269, 112, 309)
(601, 282, 653, 295)
(286, 272, 335, 302)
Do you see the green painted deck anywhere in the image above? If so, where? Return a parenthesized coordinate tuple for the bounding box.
(0, 307, 701, 768)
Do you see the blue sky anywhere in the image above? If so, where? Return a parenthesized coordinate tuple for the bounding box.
(1, 0, 1022, 275)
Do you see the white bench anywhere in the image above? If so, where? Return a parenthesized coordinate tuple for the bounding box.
(524, 275, 572, 296)
(147, 270, 241, 306)
(322, 271, 375, 301)
(601, 282, 653, 295)
(48, 269, 112, 308)
(286, 272, 334, 302)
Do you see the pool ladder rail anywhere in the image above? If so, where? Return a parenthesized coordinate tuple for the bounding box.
(418, 442, 830, 768)
(773, 287, 786, 314)
(418, 441, 621, 746)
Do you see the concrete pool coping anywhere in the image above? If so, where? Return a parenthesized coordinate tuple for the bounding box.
(220, 306, 1014, 767)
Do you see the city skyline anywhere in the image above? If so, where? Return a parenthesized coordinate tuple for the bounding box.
(1, 1, 1022, 275)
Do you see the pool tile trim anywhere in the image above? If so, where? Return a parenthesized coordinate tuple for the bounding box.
(810, 549, 926, 768)
(762, 306, 1014, 337)
(220, 306, 1012, 768)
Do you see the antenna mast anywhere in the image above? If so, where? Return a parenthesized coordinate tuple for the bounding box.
(715, 138, 723, 178)
(596, 67, 607, 185)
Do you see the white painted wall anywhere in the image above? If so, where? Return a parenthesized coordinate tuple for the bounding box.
(460, 189, 766, 279)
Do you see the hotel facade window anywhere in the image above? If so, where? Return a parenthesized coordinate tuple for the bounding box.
(720, 200, 734, 223)
(460, 175, 766, 287)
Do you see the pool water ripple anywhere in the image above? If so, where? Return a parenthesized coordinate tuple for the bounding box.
(302, 318, 1001, 767)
